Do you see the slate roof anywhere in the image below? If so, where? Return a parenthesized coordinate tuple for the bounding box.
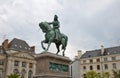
(8, 38, 33, 52)
(81, 46, 120, 59)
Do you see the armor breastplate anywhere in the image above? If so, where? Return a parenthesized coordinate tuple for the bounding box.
(53, 21, 59, 26)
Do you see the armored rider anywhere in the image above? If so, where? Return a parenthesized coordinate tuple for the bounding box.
(48, 15, 60, 40)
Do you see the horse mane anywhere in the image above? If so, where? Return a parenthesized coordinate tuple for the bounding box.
(39, 22, 52, 32)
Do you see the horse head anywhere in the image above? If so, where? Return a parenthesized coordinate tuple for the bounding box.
(39, 22, 52, 33)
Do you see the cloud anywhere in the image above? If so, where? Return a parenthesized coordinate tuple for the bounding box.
(0, 0, 120, 59)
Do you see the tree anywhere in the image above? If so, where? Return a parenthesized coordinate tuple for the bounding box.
(112, 70, 120, 78)
(85, 70, 98, 78)
(7, 73, 19, 78)
(104, 72, 110, 78)
(85, 71, 110, 78)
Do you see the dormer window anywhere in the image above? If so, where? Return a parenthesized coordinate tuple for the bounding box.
(114, 51, 117, 54)
(88, 55, 91, 57)
(15, 44, 17, 47)
(0, 49, 3, 53)
(29, 48, 31, 50)
(20, 45, 21, 48)
(103, 51, 107, 55)
(25, 47, 27, 50)
(83, 56, 86, 58)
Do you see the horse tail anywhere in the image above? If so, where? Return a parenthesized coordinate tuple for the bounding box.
(65, 36, 68, 48)
(62, 35, 68, 49)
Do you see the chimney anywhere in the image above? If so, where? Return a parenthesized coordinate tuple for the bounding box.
(31, 46, 35, 53)
(74, 56, 78, 60)
(78, 50, 82, 59)
(101, 45, 104, 55)
(2, 39, 8, 50)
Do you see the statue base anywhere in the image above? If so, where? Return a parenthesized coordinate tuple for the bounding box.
(34, 52, 71, 78)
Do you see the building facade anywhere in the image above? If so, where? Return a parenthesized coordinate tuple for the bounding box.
(0, 38, 36, 78)
(80, 45, 120, 78)
(70, 51, 82, 78)
(0, 46, 7, 78)
(70, 59, 80, 78)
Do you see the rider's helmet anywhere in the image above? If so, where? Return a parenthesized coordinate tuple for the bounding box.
(54, 15, 58, 20)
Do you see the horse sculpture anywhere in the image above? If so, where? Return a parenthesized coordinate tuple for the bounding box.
(39, 22, 68, 56)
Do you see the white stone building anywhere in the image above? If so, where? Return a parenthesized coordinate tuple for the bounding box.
(70, 51, 82, 78)
(80, 45, 120, 78)
(0, 38, 36, 78)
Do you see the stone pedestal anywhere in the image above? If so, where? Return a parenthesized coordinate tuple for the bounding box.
(34, 52, 71, 78)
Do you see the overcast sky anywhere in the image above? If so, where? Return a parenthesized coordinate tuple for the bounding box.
(0, 0, 120, 59)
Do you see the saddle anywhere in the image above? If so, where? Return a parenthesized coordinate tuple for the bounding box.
(54, 30, 61, 41)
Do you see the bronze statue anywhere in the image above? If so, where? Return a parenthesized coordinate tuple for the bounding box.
(39, 15, 68, 56)
(48, 15, 60, 40)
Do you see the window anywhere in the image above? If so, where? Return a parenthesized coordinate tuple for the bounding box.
(83, 66, 86, 70)
(14, 61, 19, 66)
(104, 57, 108, 62)
(90, 66, 93, 70)
(0, 69, 3, 78)
(15, 44, 17, 47)
(88, 55, 91, 57)
(97, 65, 100, 70)
(29, 63, 33, 68)
(29, 48, 31, 50)
(25, 47, 27, 50)
(112, 63, 117, 69)
(89, 59, 93, 63)
(0, 60, 4, 65)
(13, 69, 19, 74)
(21, 69, 26, 78)
(0, 49, 3, 53)
(83, 74, 86, 78)
(83, 60, 86, 63)
(28, 70, 33, 78)
(71, 66, 72, 77)
(19, 45, 22, 48)
(96, 58, 100, 62)
(112, 57, 116, 61)
(104, 64, 108, 70)
(22, 62, 26, 67)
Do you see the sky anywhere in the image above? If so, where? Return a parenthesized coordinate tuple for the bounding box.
(0, 0, 120, 59)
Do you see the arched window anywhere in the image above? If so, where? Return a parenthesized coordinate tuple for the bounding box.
(28, 70, 33, 78)
(13, 69, 19, 74)
(21, 69, 26, 78)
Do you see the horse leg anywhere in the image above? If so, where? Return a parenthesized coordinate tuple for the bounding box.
(41, 40, 46, 50)
(56, 43, 60, 54)
(62, 49, 65, 56)
(61, 38, 67, 56)
(46, 41, 51, 51)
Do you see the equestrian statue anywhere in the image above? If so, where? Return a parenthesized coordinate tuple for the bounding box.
(39, 15, 68, 56)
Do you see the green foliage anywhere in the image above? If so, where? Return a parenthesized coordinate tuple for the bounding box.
(85, 71, 110, 78)
(85, 70, 98, 78)
(112, 70, 120, 78)
(7, 73, 19, 78)
(97, 72, 110, 78)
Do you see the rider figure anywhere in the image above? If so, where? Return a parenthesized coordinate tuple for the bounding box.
(48, 15, 60, 40)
